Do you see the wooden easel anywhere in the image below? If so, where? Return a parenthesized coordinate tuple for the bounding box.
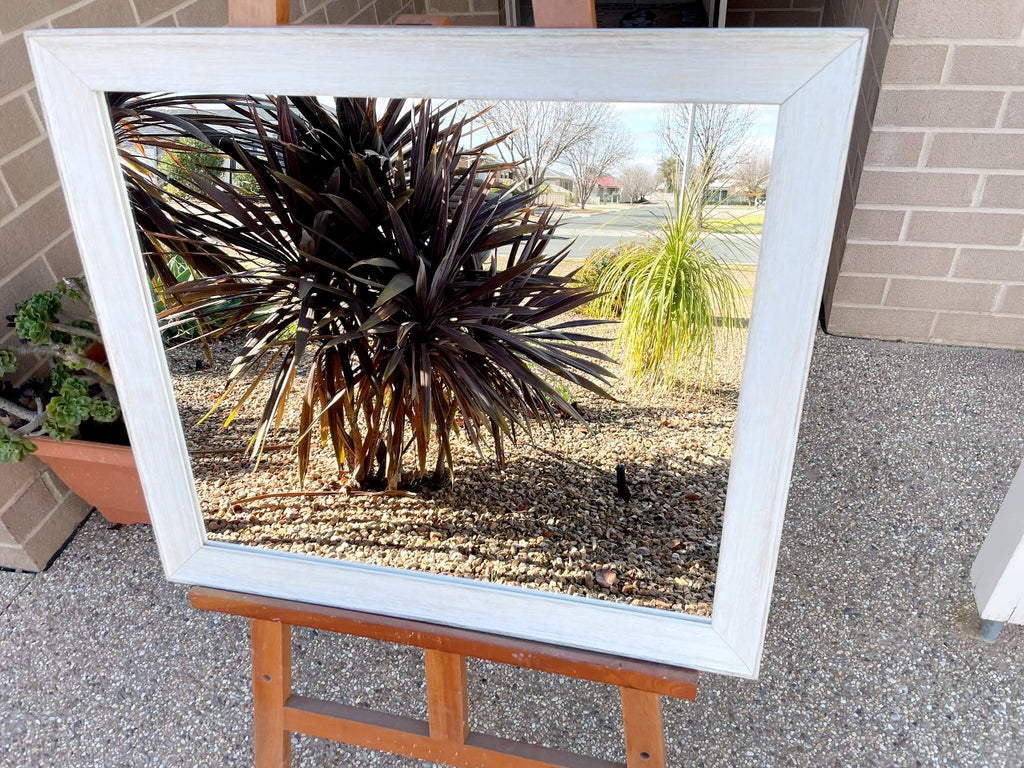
(204, 4, 690, 766)
(191, 587, 696, 768)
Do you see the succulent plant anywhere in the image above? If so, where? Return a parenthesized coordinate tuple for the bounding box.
(0, 279, 120, 462)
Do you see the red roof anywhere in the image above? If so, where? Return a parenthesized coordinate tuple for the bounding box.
(596, 175, 621, 188)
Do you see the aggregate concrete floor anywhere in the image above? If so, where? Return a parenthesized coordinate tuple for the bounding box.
(1, 331, 1023, 767)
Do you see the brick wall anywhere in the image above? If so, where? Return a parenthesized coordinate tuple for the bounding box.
(0, 0, 402, 570)
(827, 0, 1024, 348)
(419, 0, 499, 26)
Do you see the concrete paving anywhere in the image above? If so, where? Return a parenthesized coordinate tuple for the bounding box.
(1, 330, 1023, 767)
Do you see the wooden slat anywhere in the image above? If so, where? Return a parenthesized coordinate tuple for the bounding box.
(191, 588, 697, 699)
(252, 619, 292, 768)
(532, 0, 596, 28)
(620, 689, 665, 768)
(283, 695, 624, 768)
(228, 0, 289, 26)
(425, 650, 470, 743)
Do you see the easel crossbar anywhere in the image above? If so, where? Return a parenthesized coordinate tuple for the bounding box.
(191, 587, 697, 698)
(284, 695, 623, 768)
(191, 587, 696, 768)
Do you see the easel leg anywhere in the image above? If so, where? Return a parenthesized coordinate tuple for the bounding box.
(252, 619, 292, 768)
(620, 688, 666, 768)
(424, 650, 470, 744)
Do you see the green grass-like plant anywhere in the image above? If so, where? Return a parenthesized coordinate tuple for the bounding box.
(588, 181, 743, 388)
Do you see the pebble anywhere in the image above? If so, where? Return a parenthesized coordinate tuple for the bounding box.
(166, 324, 745, 618)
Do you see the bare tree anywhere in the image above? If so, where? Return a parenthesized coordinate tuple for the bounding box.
(659, 103, 755, 201)
(733, 150, 772, 204)
(619, 164, 657, 203)
(561, 120, 634, 209)
(469, 100, 622, 187)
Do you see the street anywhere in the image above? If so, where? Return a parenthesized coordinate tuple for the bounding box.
(549, 204, 762, 265)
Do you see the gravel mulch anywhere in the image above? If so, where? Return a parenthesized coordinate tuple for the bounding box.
(167, 323, 744, 617)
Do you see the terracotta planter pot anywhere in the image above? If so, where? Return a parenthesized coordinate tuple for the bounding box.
(31, 437, 150, 525)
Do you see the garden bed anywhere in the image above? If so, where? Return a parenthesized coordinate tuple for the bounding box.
(168, 323, 743, 617)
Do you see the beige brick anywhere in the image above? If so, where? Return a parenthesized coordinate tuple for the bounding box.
(0, 95, 41, 159)
(21, 494, 91, 571)
(954, 248, 1024, 281)
(865, 130, 924, 168)
(906, 211, 1024, 246)
(0, 478, 57, 541)
(874, 89, 1003, 129)
(928, 134, 1024, 170)
(0, 188, 70, 275)
(2, 140, 59, 205)
(885, 277, 1000, 311)
(827, 305, 936, 341)
(0, 183, 13, 218)
(847, 207, 906, 241)
(932, 312, 1024, 348)
(374, 0, 406, 22)
(42, 232, 82, 278)
(998, 284, 1024, 315)
(53, 0, 137, 28)
(425, 0, 468, 11)
(750, 9, 821, 26)
(842, 244, 955, 276)
(949, 46, 1024, 86)
(856, 170, 977, 207)
(881, 44, 948, 85)
(0, 541, 39, 571)
(0, 257, 53, 326)
(832, 275, 887, 305)
(981, 175, 1024, 209)
(0, 455, 39, 508)
(0, 1, 66, 35)
(894, 0, 1024, 39)
(174, 0, 228, 26)
(0, 34, 33, 101)
(472, 0, 498, 11)
(133, 0, 189, 22)
(1004, 94, 1024, 130)
(327, 0, 367, 23)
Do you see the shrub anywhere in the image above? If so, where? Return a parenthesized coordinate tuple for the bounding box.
(121, 97, 614, 490)
(155, 136, 225, 196)
(588, 182, 742, 388)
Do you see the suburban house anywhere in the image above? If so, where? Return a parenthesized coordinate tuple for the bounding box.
(595, 174, 623, 204)
(0, 0, 1022, 568)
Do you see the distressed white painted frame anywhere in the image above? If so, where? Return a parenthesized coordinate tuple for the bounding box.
(27, 26, 864, 678)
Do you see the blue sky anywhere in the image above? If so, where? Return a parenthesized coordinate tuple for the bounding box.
(613, 102, 778, 171)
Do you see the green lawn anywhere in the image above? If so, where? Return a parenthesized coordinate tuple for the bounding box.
(703, 209, 764, 235)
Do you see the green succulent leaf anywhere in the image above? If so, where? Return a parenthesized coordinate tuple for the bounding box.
(0, 426, 36, 463)
(89, 398, 120, 423)
(0, 350, 17, 377)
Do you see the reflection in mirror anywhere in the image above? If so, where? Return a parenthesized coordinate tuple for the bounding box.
(111, 94, 774, 618)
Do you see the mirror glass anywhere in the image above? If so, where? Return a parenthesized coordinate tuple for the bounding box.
(109, 94, 776, 618)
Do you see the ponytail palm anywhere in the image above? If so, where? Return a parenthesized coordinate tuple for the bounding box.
(590, 178, 742, 388)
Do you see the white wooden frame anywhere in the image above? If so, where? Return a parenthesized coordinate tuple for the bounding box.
(27, 27, 864, 678)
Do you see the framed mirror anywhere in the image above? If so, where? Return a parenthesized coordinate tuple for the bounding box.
(27, 26, 864, 678)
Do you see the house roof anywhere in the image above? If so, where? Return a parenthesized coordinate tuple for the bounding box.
(596, 175, 621, 188)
